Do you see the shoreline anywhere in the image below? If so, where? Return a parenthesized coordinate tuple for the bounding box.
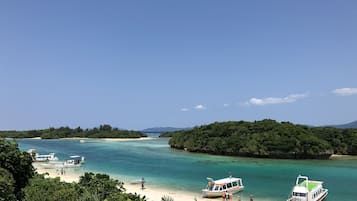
(12, 137, 357, 160)
(329, 154, 357, 160)
(10, 137, 154, 142)
(33, 163, 214, 201)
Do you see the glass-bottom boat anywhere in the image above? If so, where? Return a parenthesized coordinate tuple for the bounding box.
(287, 175, 328, 201)
(202, 176, 244, 198)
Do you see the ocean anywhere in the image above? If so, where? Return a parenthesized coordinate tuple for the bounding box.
(17, 136, 357, 201)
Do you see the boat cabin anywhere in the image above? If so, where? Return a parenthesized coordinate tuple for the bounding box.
(202, 176, 244, 198)
(63, 155, 85, 167)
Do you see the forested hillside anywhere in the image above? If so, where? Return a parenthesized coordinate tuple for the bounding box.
(162, 120, 357, 159)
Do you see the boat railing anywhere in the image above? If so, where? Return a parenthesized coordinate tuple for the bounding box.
(296, 175, 309, 186)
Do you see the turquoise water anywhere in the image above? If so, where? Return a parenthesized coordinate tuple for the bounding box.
(17, 137, 357, 201)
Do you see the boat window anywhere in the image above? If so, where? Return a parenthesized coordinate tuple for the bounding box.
(293, 192, 306, 197)
(214, 186, 220, 191)
(219, 187, 222, 191)
(223, 185, 227, 190)
(232, 181, 238, 187)
(238, 180, 242, 186)
(227, 183, 232, 188)
(208, 185, 213, 191)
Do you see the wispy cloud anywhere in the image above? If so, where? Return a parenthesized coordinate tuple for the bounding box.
(223, 103, 229, 107)
(246, 93, 308, 106)
(194, 104, 206, 110)
(180, 108, 189, 112)
(332, 88, 357, 96)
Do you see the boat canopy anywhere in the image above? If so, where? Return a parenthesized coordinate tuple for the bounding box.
(213, 177, 241, 185)
(70, 155, 81, 158)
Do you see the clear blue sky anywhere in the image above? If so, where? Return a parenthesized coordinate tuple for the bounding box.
(1, 1, 356, 130)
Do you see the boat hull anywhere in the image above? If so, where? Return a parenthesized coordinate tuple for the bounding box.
(287, 189, 328, 201)
(202, 186, 244, 198)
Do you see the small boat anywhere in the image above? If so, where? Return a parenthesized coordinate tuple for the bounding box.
(28, 149, 59, 162)
(79, 140, 85, 143)
(63, 155, 85, 168)
(287, 175, 328, 201)
(35, 153, 59, 162)
(202, 176, 244, 198)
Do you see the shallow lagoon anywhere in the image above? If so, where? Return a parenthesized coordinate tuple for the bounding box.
(18, 137, 357, 201)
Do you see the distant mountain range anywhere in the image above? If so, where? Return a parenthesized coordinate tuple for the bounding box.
(141, 127, 191, 133)
(329, 120, 357, 129)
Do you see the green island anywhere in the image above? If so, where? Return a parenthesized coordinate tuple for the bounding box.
(160, 119, 357, 159)
(0, 139, 147, 201)
(0, 124, 147, 139)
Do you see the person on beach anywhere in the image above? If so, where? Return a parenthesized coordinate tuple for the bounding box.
(141, 177, 145, 190)
(249, 194, 254, 201)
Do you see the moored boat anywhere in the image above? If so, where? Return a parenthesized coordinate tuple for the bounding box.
(35, 153, 59, 162)
(63, 155, 85, 167)
(202, 176, 244, 198)
(287, 175, 328, 201)
(28, 149, 59, 162)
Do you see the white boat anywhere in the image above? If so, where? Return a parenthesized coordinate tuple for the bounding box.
(63, 155, 85, 167)
(287, 175, 328, 201)
(202, 176, 244, 198)
(35, 153, 59, 162)
(28, 149, 59, 162)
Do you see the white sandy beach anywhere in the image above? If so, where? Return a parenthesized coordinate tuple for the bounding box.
(33, 163, 216, 201)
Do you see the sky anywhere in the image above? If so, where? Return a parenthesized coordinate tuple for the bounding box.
(1, 1, 357, 130)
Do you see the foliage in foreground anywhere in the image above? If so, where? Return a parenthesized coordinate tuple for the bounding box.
(0, 167, 16, 201)
(23, 173, 147, 201)
(0, 139, 34, 200)
(0, 138, 146, 201)
(165, 120, 357, 159)
(161, 195, 174, 201)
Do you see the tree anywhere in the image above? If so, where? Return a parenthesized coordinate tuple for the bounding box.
(0, 167, 16, 201)
(79, 172, 125, 200)
(99, 124, 112, 131)
(23, 175, 80, 201)
(0, 139, 34, 199)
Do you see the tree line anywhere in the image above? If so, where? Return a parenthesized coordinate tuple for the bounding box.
(0, 124, 146, 139)
(160, 119, 357, 159)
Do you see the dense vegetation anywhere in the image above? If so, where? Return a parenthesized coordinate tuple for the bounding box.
(0, 124, 146, 139)
(162, 120, 357, 159)
(0, 139, 34, 200)
(23, 173, 146, 201)
(0, 138, 147, 201)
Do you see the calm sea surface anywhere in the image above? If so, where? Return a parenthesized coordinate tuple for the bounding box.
(17, 136, 357, 201)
